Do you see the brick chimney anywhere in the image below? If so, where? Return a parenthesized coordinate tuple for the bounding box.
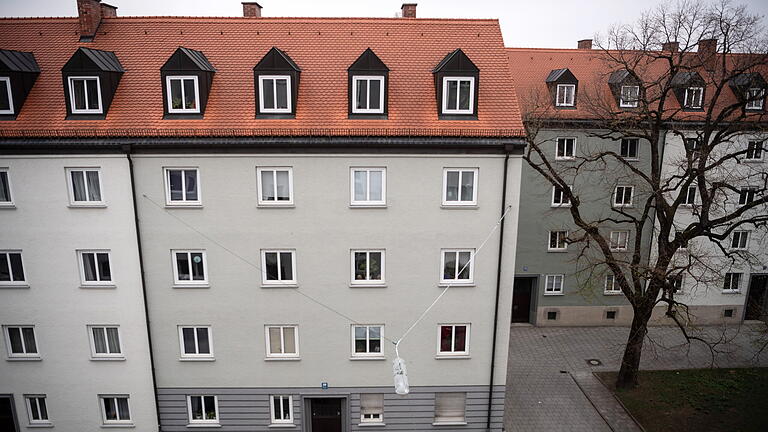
(698, 38, 717, 55)
(77, 0, 105, 41)
(100, 3, 117, 17)
(401, 3, 417, 18)
(242, 2, 262, 18)
(577, 39, 592, 50)
(662, 41, 679, 52)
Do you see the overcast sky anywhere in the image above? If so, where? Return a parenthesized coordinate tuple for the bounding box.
(1, 0, 767, 48)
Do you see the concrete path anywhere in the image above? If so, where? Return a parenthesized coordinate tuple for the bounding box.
(504, 324, 768, 431)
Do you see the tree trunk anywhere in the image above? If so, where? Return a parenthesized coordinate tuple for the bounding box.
(615, 307, 652, 389)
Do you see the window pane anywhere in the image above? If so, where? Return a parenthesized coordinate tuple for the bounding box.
(454, 326, 466, 351)
(0, 172, 10, 202)
(279, 252, 293, 281)
(460, 171, 474, 201)
(73, 79, 86, 110)
(356, 79, 368, 109)
(176, 253, 190, 280)
(182, 328, 196, 354)
(85, 171, 102, 201)
(38, 398, 48, 420)
(8, 327, 23, 353)
(269, 327, 281, 353)
(272, 397, 281, 420)
(204, 396, 216, 419)
(283, 327, 296, 353)
(170, 79, 183, 109)
(97, 253, 111, 281)
(93, 327, 108, 353)
(72, 171, 86, 201)
(20, 327, 34, 352)
(103, 398, 117, 420)
(0, 80, 9, 111)
(369, 170, 382, 201)
(281, 397, 291, 419)
(443, 252, 456, 280)
(169, 170, 183, 201)
(191, 396, 202, 419)
(458, 80, 471, 110)
(369, 252, 382, 280)
(107, 327, 120, 353)
(369, 327, 381, 353)
(276, 170, 290, 200)
(262, 79, 275, 110)
(440, 326, 453, 352)
(265, 252, 278, 280)
(9, 253, 24, 281)
(446, 171, 459, 201)
(276, 79, 288, 109)
(116, 398, 130, 420)
(29, 398, 40, 420)
(261, 171, 275, 201)
(184, 170, 198, 201)
(191, 253, 205, 281)
(457, 252, 471, 279)
(196, 328, 210, 354)
(355, 326, 367, 353)
(82, 253, 97, 281)
(369, 79, 381, 110)
(0, 254, 9, 281)
(353, 170, 367, 201)
(86, 79, 99, 110)
(447, 81, 458, 109)
(354, 252, 367, 281)
(183, 79, 197, 110)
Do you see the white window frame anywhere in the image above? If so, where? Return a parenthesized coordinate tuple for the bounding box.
(99, 395, 132, 425)
(350, 249, 385, 286)
(440, 249, 475, 285)
(610, 230, 630, 251)
(0, 250, 26, 286)
(555, 137, 576, 160)
(187, 395, 219, 425)
(77, 250, 113, 287)
(548, 230, 568, 252)
(723, 272, 742, 293)
(436, 324, 470, 357)
(360, 394, 384, 423)
(671, 273, 685, 294)
(65, 167, 104, 206)
(25, 395, 50, 425)
(0, 167, 13, 206)
(257, 167, 294, 206)
(350, 167, 386, 207)
(178, 326, 214, 360)
(433, 392, 467, 425)
(441, 76, 475, 115)
(265, 325, 299, 359)
(738, 186, 756, 206)
(67, 76, 102, 114)
(683, 185, 697, 206)
(166, 75, 200, 114)
(544, 274, 564, 295)
(620, 138, 639, 159)
(171, 250, 209, 286)
(260, 249, 297, 286)
(731, 231, 750, 250)
(87, 325, 123, 359)
(745, 140, 764, 161)
(619, 85, 640, 108)
(351, 324, 385, 358)
(551, 184, 572, 207)
(352, 75, 385, 114)
(258, 75, 292, 114)
(270, 395, 294, 424)
(164, 167, 201, 206)
(3, 325, 39, 359)
(613, 185, 634, 208)
(604, 274, 621, 295)
(556, 84, 576, 107)
(746, 88, 764, 110)
(684, 86, 704, 109)
(442, 168, 478, 206)
(0, 77, 13, 115)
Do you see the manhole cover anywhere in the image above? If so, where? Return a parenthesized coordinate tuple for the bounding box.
(586, 359, 603, 366)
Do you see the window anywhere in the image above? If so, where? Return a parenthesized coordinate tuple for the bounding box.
(257, 167, 293, 205)
(746, 88, 764, 110)
(0, 77, 13, 114)
(606, 310, 617, 320)
(556, 137, 576, 159)
(724, 308, 735, 318)
(434, 393, 466, 424)
(3, 326, 37, 357)
(620, 85, 640, 108)
(0, 169, 11, 205)
(352, 76, 384, 114)
(671, 273, 684, 294)
(172, 250, 207, 286)
(745, 140, 764, 160)
(442, 168, 478, 206)
(178, 326, 213, 359)
(266, 325, 299, 358)
(605, 274, 621, 294)
(544, 275, 563, 295)
(0, 251, 25, 285)
(166, 76, 199, 113)
(546, 311, 558, 320)
(259, 75, 291, 113)
(88, 326, 122, 358)
(100, 396, 131, 424)
(261, 250, 296, 285)
(360, 394, 384, 423)
(684, 87, 704, 108)
(556, 84, 575, 107)
(440, 249, 474, 284)
(442, 77, 474, 114)
(683, 185, 697, 206)
(351, 250, 384, 285)
(164, 168, 200, 205)
(187, 395, 218, 424)
(270, 395, 293, 424)
(609, 231, 630, 251)
(352, 325, 383, 357)
(548, 230, 568, 251)
(738, 187, 757, 206)
(66, 168, 103, 205)
(437, 324, 469, 356)
(351, 168, 386, 206)
(551, 185, 571, 207)
(25, 395, 49, 424)
(685, 137, 701, 156)
(723, 272, 742, 292)
(731, 231, 749, 249)
(68, 76, 102, 114)
(620, 138, 639, 159)
(613, 185, 634, 207)
(78, 250, 112, 286)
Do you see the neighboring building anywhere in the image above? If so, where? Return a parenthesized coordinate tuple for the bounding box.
(1, 1, 526, 431)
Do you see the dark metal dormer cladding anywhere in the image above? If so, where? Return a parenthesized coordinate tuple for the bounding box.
(160, 47, 216, 119)
(348, 48, 389, 119)
(253, 47, 301, 119)
(670, 71, 705, 111)
(729, 73, 767, 111)
(0, 49, 40, 120)
(608, 69, 643, 109)
(545, 68, 578, 109)
(61, 47, 123, 120)
(433, 49, 479, 120)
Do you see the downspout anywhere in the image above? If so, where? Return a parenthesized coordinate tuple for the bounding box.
(487, 151, 510, 431)
(124, 147, 162, 431)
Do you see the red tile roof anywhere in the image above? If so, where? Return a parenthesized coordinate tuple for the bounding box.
(0, 16, 524, 138)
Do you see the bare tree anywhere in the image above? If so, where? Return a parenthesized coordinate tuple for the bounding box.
(522, 0, 768, 388)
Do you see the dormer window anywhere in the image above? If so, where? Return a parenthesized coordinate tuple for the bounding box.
(556, 84, 575, 107)
(442, 77, 475, 114)
(684, 87, 704, 109)
(166, 76, 199, 114)
(62, 48, 123, 119)
(671, 71, 705, 111)
(746, 88, 765, 110)
(0, 77, 12, 114)
(620, 85, 640, 108)
(253, 48, 301, 118)
(0, 49, 40, 119)
(258, 75, 291, 113)
(546, 68, 578, 109)
(729, 73, 767, 112)
(432, 49, 479, 119)
(68, 76, 102, 114)
(352, 76, 384, 114)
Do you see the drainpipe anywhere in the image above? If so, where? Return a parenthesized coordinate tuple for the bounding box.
(124, 147, 162, 431)
(487, 151, 510, 431)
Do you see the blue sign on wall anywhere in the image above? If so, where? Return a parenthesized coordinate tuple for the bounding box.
(321, 382, 329, 390)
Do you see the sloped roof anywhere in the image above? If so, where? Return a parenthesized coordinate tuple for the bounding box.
(63, 47, 124, 72)
(160, 46, 216, 72)
(0, 16, 524, 138)
(0, 48, 39, 73)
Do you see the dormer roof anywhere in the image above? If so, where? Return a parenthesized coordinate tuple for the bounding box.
(0, 49, 40, 73)
(348, 48, 388, 73)
(161, 47, 216, 72)
(545, 68, 577, 83)
(254, 47, 301, 72)
(62, 47, 124, 73)
(433, 48, 479, 74)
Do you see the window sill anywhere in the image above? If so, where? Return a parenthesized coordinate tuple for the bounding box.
(620, 158, 640, 162)
(68, 203, 107, 208)
(603, 292, 623, 296)
(554, 157, 576, 162)
(349, 204, 387, 209)
(165, 204, 203, 209)
(438, 282, 475, 288)
(550, 204, 572, 208)
(0, 203, 16, 209)
(261, 284, 298, 289)
(100, 424, 135, 428)
(80, 284, 117, 289)
(6, 356, 42, 361)
(612, 205, 634, 209)
(350, 356, 386, 361)
(0, 284, 30, 289)
(440, 204, 478, 209)
(27, 423, 54, 428)
(268, 424, 298, 428)
(186, 424, 221, 428)
(173, 284, 210, 289)
(257, 203, 295, 209)
(432, 422, 467, 426)
(90, 357, 126, 361)
(722, 290, 741, 295)
(179, 357, 215, 362)
(543, 292, 564, 296)
(350, 283, 387, 288)
(435, 354, 470, 360)
(742, 159, 763, 163)
(358, 423, 386, 427)
(547, 249, 568, 253)
(264, 357, 300, 361)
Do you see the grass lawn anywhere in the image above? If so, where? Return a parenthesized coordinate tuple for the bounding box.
(596, 368, 768, 432)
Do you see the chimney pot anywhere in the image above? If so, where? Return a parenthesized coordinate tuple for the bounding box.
(401, 3, 417, 18)
(698, 38, 717, 55)
(577, 39, 592, 50)
(100, 3, 117, 17)
(662, 41, 679, 52)
(77, 0, 104, 41)
(242, 2, 262, 18)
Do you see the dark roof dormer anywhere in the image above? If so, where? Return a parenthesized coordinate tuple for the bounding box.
(348, 48, 389, 119)
(729, 73, 767, 111)
(545, 68, 578, 108)
(253, 47, 301, 118)
(670, 71, 705, 110)
(160, 47, 216, 119)
(608, 69, 642, 109)
(0, 49, 40, 120)
(432, 49, 479, 120)
(61, 47, 124, 120)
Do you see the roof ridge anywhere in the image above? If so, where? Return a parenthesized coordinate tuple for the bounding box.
(0, 16, 500, 24)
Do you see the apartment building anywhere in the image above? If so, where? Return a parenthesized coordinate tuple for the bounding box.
(1, 1, 526, 430)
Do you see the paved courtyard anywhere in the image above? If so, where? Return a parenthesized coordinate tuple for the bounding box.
(504, 324, 768, 431)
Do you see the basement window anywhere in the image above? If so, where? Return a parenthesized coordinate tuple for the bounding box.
(546, 311, 558, 320)
(606, 310, 617, 320)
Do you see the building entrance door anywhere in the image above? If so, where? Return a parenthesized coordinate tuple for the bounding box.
(310, 398, 343, 432)
(0, 396, 18, 432)
(745, 274, 768, 321)
(512, 277, 534, 323)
